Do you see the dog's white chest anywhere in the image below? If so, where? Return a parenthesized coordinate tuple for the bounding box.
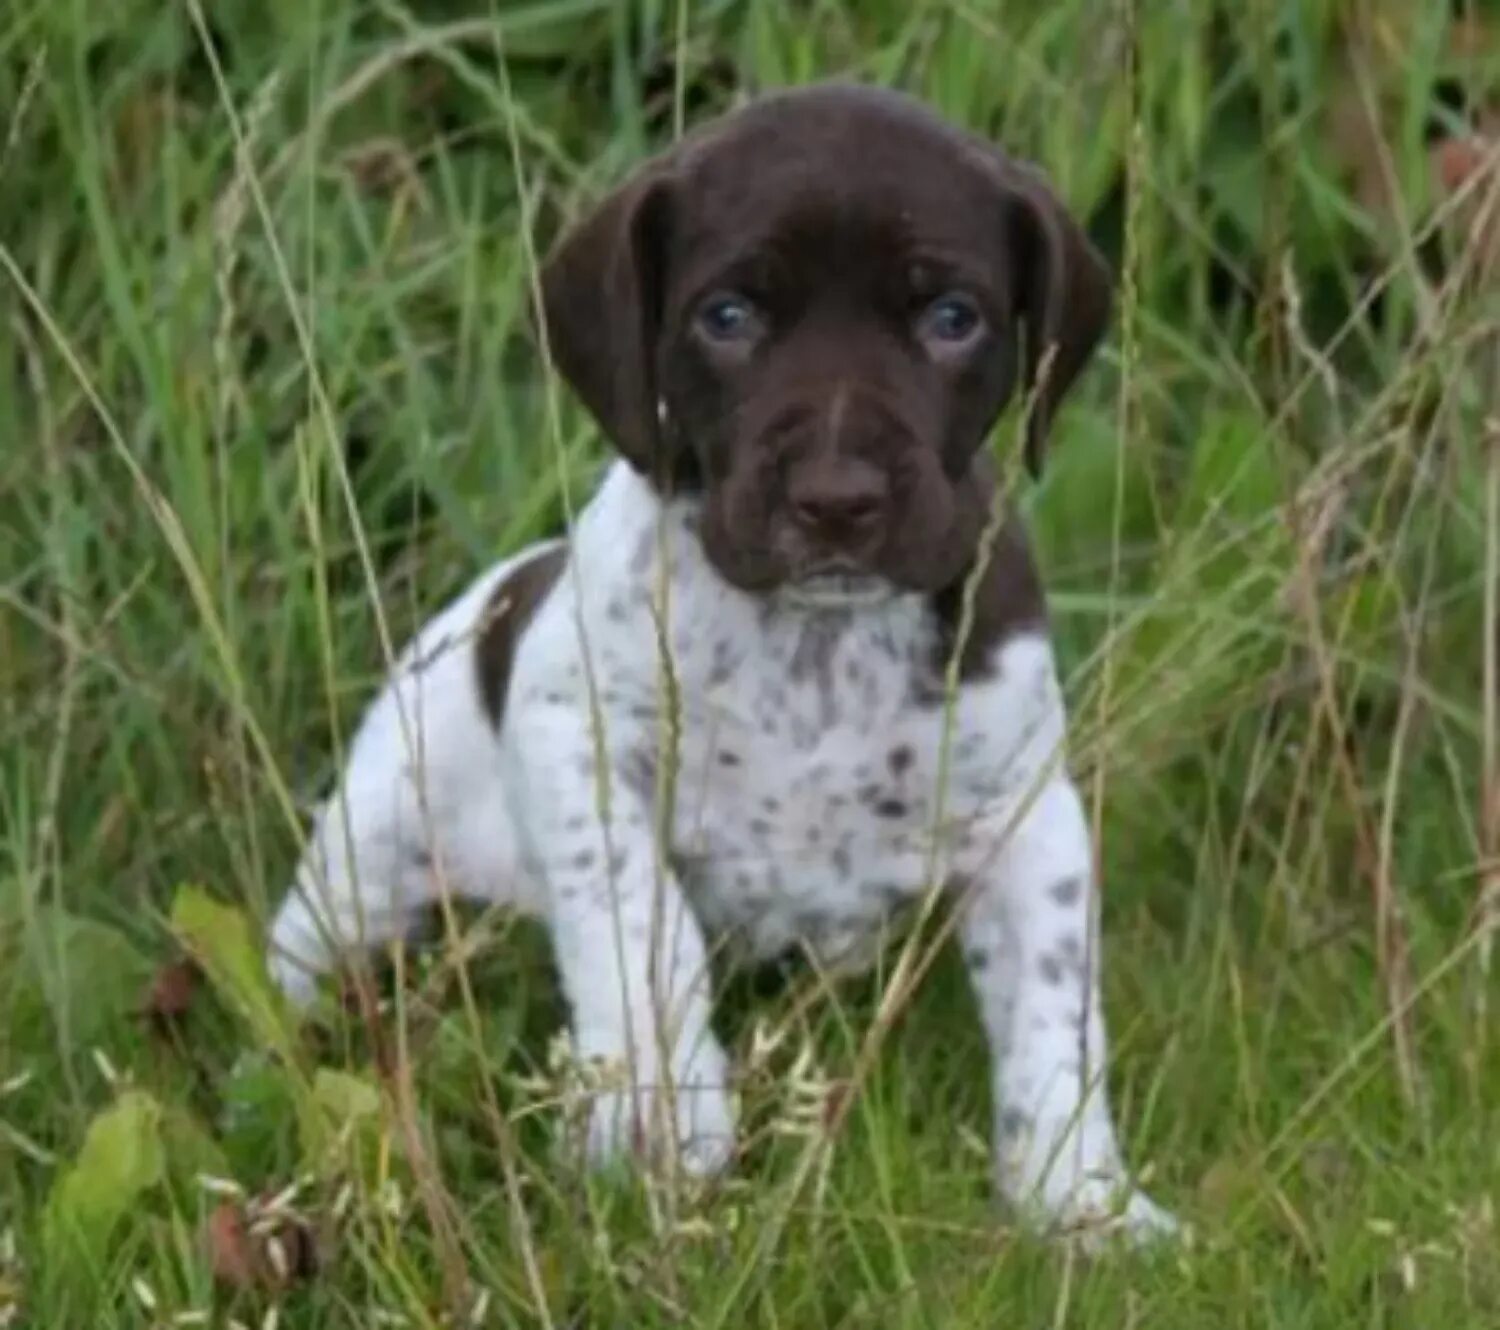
(653, 593, 1035, 969)
(497, 468, 1063, 973)
(671, 618, 926, 966)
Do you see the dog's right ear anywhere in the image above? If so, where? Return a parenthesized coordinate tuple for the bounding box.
(1003, 164, 1112, 475)
(535, 164, 677, 480)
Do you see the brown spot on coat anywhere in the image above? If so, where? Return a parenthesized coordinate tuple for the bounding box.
(474, 546, 568, 730)
(997, 1107, 1031, 1140)
(1047, 875, 1083, 907)
(621, 745, 658, 800)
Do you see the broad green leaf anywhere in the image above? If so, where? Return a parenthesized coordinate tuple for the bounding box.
(219, 1049, 302, 1181)
(159, 1102, 230, 1194)
(313, 1067, 383, 1123)
(4, 906, 153, 1062)
(302, 1068, 387, 1179)
(42, 1090, 164, 1283)
(169, 886, 298, 1067)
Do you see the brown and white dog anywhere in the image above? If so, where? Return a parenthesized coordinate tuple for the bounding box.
(268, 84, 1176, 1241)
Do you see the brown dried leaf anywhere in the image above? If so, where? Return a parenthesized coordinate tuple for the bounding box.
(1434, 136, 1489, 196)
(205, 1202, 257, 1292)
(1430, 115, 1500, 284)
(204, 1196, 319, 1293)
(141, 958, 200, 1024)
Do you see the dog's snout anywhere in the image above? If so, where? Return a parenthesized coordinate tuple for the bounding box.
(786, 462, 888, 543)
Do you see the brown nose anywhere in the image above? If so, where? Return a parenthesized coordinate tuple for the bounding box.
(787, 463, 887, 543)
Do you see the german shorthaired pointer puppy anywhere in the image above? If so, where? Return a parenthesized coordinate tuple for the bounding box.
(269, 83, 1176, 1241)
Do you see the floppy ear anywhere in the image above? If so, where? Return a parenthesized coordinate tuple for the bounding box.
(1004, 165, 1112, 473)
(535, 164, 677, 479)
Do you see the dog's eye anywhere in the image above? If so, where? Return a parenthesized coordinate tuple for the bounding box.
(917, 293, 984, 349)
(695, 293, 762, 344)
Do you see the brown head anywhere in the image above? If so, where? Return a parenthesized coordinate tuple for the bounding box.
(537, 83, 1110, 607)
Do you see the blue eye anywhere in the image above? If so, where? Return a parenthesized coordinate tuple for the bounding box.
(696, 293, 760, 343)
(919, 293, 984, 346)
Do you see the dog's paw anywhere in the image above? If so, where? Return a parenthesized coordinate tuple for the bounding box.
(1113, 1188, 1180, 1244)
(584, 1049, 736, 1178)
(1017, 1171, 1180, 1250)
(1051, 1181, 1180, 1248)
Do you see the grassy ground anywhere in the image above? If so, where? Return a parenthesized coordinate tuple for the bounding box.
(3, 1, 1499, 1325)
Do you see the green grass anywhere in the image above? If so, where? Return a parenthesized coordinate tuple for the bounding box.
(2, 0, 1498, 1324)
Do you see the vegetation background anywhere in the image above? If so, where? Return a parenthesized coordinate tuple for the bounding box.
(3, 0, 1499, 1324)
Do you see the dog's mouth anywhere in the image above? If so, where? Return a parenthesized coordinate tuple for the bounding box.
(780, 566, 894, 611)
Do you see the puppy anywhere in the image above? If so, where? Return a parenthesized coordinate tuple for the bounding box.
(268, 83, 1175, 1240)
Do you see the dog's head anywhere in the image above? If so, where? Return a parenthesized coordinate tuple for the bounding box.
(538, 84, 1110, 606)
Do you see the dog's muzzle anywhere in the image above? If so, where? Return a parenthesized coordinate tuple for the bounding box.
(779, 567, 895, 611)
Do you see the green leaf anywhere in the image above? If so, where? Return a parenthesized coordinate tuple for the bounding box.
(41, 1090, 164, 1285)
(3, 906, 153, 1064)
(219, 1049, 302, 1181)
(169, 885, 298, 1067)
(313, 1067, 383, 1124)
(302, 1068, 386, 1179)
(158, 1102, 230, 1194)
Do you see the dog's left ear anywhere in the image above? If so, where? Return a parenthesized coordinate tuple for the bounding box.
(535, 161, 678, 481)
(1000, 163, 1112, 473)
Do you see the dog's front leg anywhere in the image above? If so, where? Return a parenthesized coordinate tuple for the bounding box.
(551, 823, 735, 1176)
(958, 775, 1176, 1242)
(515, 721, 734, 1177)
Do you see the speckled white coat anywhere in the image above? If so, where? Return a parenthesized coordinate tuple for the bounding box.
(269, 461, 1174, 1240)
